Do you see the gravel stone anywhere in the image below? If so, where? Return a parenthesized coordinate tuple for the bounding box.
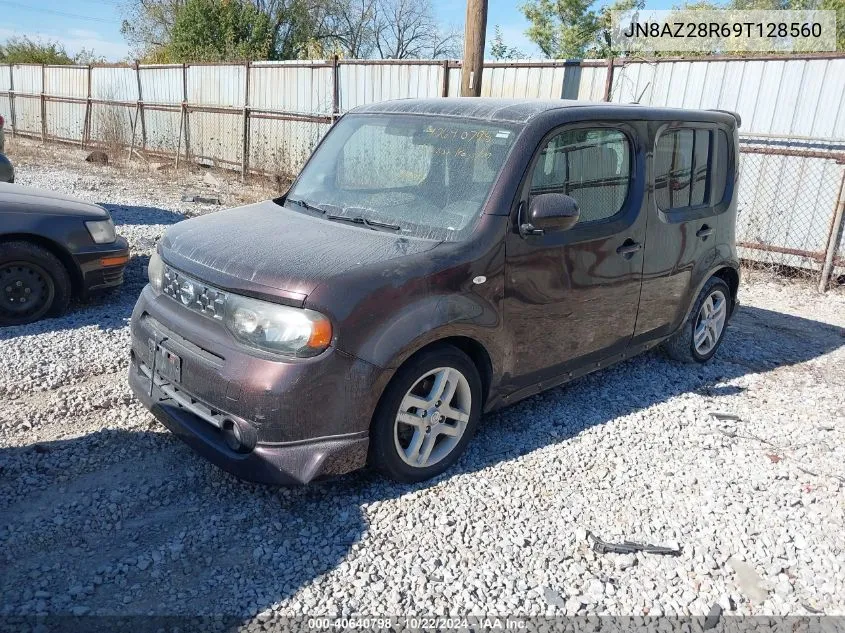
(1, 138, 844, 620)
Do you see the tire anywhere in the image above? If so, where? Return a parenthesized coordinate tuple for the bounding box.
(0, 241, 72, 327)
(661, 276, 732, 363)
(370, 344, 482, 483)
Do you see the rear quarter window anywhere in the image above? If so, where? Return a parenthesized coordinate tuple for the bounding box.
(654, 127, 731, 212)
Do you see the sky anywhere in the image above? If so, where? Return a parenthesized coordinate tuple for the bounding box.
(0, 0, 673, 62)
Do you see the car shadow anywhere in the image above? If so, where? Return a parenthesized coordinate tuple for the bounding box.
(100, 204, 185, 227)
(0, 305, 842, 625)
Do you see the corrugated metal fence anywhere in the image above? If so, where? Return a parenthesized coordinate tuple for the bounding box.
(1, 55, 844, 289)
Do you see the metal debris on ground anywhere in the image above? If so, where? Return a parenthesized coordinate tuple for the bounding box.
(180, 193, 221, 204)
(586, 531, 682, 556)
(709, 411, 742, 422)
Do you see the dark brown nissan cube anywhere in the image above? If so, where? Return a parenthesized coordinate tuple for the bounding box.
(130, 99, 740, 485)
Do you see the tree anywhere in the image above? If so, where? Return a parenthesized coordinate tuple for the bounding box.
(122, 0, 459, 60)
(330, 0, 378, 57)
(0, 37, 75, 64)
(74, 48, 109, 65)
(122, 0, 336, 60)
(521, 0, 602, 58)
(165, 0, 275, 61)
(121, 0, 186, 57)
(490, 25, 526, 59)
(373, 0, 461, 58)
(593, 0, 645, 57)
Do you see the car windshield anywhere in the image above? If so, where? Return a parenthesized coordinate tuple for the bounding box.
(284, 114, 518, 241)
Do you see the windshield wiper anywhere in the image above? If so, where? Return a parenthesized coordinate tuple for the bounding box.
(325, 214, 401, 231)
(286, 197, 325, 214)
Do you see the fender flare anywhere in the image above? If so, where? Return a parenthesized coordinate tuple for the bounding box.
(679, 261, 740, 329)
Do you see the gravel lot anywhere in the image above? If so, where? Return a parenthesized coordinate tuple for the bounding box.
(1, 139, 844, 624)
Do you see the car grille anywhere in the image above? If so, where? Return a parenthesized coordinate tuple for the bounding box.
(103, 267, 124, 285)
(162, 265, 227, 320)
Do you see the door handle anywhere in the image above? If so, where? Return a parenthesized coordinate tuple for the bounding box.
(616, 240, 642, 258)
(696, 225, 714, 239)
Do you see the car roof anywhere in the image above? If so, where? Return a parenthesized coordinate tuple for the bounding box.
(350, 98, 740, 126)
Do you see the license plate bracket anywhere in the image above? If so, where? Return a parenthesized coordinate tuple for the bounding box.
(148, 339, 182, 384)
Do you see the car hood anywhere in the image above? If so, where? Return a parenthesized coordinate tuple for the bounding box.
(160, 199, 440, 302)
(0, 182, 109, 218)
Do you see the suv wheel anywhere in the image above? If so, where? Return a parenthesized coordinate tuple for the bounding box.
(0, 241, 72, 326)
(662, 276, 732, 363)
(370, 345, 482, 483)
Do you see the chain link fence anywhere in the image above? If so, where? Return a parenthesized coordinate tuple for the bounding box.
(737, 137, 845, 290)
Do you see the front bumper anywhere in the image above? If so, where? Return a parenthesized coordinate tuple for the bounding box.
(129, 365, 368, 484)
(129, 285, 380, 484)
(75, 235, 131, 293)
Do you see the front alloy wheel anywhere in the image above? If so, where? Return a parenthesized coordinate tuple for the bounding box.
(371, 345, 482, 483)
(394, 367, 472, 469)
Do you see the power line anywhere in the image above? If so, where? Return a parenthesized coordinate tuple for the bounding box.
(0, 1, 123, 25)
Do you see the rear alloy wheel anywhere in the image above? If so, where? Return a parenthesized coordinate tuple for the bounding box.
(662, 276, 732, 363)
(0, 242, 72, 327)
(371, 345, 482, 482)
(692, 288, 728, 357)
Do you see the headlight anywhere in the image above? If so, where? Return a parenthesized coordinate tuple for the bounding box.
(224, 294, 332, 357)
(85, 218, 116, 244)
(147, 250, 164, 295)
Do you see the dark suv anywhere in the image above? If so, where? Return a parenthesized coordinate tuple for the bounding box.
(130, 99, 740, 485)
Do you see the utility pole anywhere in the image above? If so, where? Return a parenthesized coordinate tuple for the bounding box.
(460, 0, 488, 97)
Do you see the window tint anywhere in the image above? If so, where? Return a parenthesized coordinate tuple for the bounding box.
(529, 128, 631, 224)
(655, 129, 693, 209)
(711, 130, 730, 204)
(691, 129, 710, 205)
(655, 127, 727, 211)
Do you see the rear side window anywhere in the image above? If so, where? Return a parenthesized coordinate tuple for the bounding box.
(711, 130, 730, 204)
(654, 127, 730, 211)
(529, 128, 631, 224)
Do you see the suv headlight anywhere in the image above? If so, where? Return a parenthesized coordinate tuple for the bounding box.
(225, 294, 332, 357)
(147, 250, 164, 295)
(85, 218, 116, 244)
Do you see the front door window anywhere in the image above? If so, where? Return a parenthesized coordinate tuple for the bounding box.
(529, 128, 632, 224)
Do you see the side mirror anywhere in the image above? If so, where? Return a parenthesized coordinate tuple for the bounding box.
(521, 193, 580, 236)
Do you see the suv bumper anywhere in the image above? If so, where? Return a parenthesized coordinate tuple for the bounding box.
(128, 286, 379, 484)
(129, 366, 368, 485)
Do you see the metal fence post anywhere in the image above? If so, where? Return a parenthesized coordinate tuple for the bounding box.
(331, 55, 340, 120)
(182, 63, 191, 164)
(40, 64, 47, 142)
(241, 61, 251, 180)
(81, 64, 92, 148)
(135, 61, 146, 150)
(441, 59, 451, 97)
(818, 169, 845, 292)
(603, 57, 614, 102)
(8, 65, 16, 138)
